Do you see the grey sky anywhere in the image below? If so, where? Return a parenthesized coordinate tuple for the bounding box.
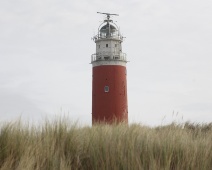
(0, 0, 212, 126)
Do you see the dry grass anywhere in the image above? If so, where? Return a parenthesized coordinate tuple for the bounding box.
(0, 119, 212, 170)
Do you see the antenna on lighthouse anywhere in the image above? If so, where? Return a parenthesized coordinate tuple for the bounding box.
(97, 12, 119, 21)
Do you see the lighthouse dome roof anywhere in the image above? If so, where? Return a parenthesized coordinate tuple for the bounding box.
(100, 23, 116, 30)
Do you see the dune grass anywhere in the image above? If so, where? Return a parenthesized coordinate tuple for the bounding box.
(0, 119, 211, 170)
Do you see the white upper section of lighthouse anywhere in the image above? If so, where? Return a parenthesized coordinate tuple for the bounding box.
(91, 12, 127, 67)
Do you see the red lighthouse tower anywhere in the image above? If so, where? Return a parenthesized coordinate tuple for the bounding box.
(91, 12, 128, 124)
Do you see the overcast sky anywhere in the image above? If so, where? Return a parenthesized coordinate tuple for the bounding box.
(0, 0, 212, 126)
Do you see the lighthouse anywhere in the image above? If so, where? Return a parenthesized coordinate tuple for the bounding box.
(91, 12, 128, 124)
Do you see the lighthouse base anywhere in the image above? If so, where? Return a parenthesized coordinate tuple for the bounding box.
(92, 65, 128, 124)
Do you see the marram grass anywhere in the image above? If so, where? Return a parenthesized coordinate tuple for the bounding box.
(0, 119, 212, 170)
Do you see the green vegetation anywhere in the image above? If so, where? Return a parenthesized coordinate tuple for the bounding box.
(0, 119, 211, 170)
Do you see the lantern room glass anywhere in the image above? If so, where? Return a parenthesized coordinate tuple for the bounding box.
(100, 23, 118, 38)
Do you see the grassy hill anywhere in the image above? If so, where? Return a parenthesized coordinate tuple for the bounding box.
(0, 119, 211, 169)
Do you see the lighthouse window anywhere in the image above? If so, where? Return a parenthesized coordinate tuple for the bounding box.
(99, 45, 100, 48)
(104, 86, 109, 92)
(115, 44, 117, 47)
(106, 44, 108, 47)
